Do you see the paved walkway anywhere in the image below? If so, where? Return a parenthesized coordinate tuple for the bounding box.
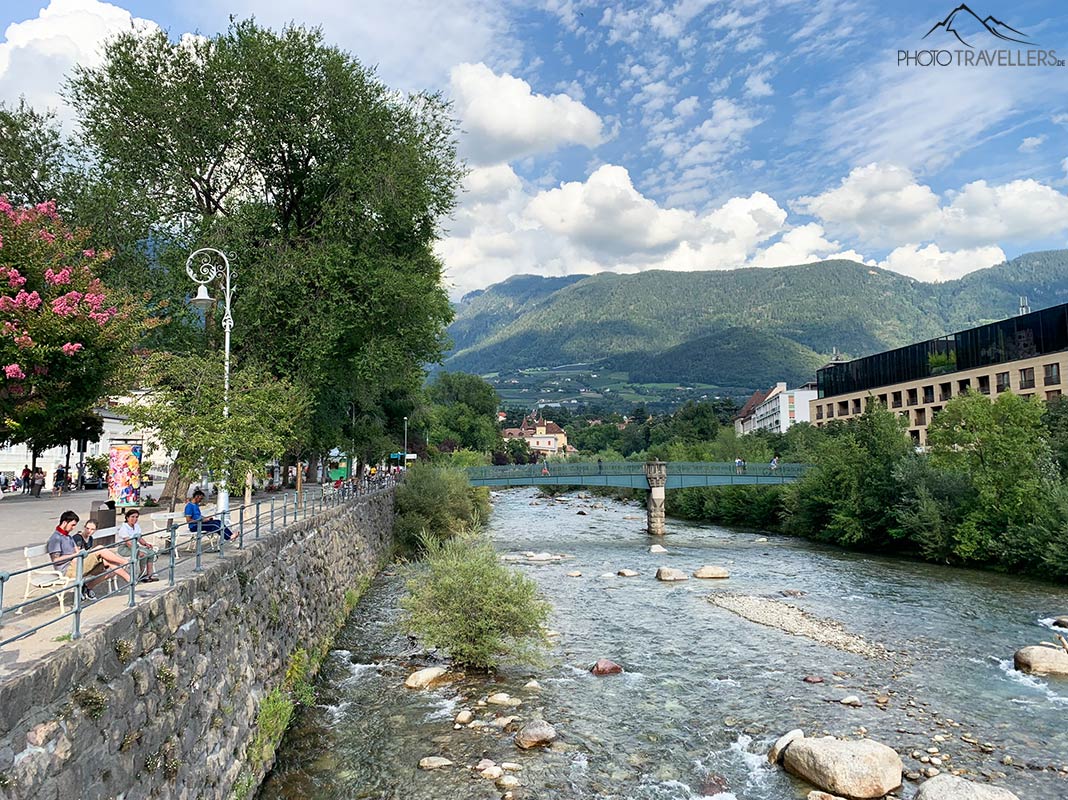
(0, 487, 113, 573)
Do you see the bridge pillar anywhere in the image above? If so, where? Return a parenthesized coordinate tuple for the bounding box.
(643, 460, 667, 536)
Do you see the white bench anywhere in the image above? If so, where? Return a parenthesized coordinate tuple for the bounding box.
(19, 545, 75, 614)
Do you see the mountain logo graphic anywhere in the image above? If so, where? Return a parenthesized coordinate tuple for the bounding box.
(923, 4, 1034, 48)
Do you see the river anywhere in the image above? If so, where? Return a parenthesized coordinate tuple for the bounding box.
(259, 488, 1068, 799)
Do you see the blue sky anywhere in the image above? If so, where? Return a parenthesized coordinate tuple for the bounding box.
(1, 0, 1067, 297)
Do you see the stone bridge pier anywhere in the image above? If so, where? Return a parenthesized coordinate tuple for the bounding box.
(643, 460, 667, 535)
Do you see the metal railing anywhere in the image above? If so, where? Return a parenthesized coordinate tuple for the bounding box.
(0, 474, 397, 649)
(466, 461, 809, 481)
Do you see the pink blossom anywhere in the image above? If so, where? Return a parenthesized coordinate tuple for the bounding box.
(61, 342, 83, 356)
(14, 334, 33, 348)
(83, 292, 106, 310)
(13, 290, 42, 310)
(83, 248, 96, 258)
(44, 267, 72, 285)
(0, 296, 13, 312)
(1, 322, 16, 335)
(89, 307, 117, 326)
(38, 229, 56, 244)
(7, 269, 26, 289)
(34, 201, 57, 219)
(4, 363, 25, 380)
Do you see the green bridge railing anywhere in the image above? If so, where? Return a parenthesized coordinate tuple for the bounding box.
(466, 461, 809, 483)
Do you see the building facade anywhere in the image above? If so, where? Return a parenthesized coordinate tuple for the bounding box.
(810, 303, 1068, 445)
(502, 415, 570, 456)
(747, 382, 818, 434)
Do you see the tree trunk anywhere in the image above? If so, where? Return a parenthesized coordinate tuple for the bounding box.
(307, 453, 321, 484)
(159, 461, 193, 511)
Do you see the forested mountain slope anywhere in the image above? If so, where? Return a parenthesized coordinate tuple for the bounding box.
(445, 250, 1068, 386)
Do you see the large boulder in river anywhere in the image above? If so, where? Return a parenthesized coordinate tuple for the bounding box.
(656, 567, 688, 582)
(405, 666, 447, 689)
(694, 565, 729, 579)
(1013, 644, 1068, 676)
(768, 729, 804, 764)
(914, 774, 1020, 800)
(514, 720, 557, 749)
(782, 736, 902, 798)
(1053, 616, 1068, 629)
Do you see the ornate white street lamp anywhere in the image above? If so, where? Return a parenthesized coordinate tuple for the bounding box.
(186, 247, 235, 519)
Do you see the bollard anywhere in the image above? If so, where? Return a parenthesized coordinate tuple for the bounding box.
(195, 519, 204, 572)
(270, 497, 276, 532)
(283, 494, 289, 526)
(255, 501, 262, 539)
(238, 504, 245, 549)
(127, 539, 139, 607)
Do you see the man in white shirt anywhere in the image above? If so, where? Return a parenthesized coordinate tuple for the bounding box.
(117, 509, 159, 582)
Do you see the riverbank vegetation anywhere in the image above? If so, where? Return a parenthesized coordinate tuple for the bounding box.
(393, 464, 490, 550)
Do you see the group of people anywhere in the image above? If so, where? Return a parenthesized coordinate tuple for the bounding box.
(44, 490, 230, 602)
(7, 464, 78, 497)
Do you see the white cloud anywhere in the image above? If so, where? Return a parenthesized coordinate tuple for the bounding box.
(450, 62, 605, 165)
(678, 97, 760, 167)
(752, 223, 870, 268)
(672, 95, 699, 117)
(743, 72, 773, 98)
(878, 244, 1006, 283)
(0, 0, 158, 115)
(1018, 135, 1046, 153)
(797, 163, 1068, 249)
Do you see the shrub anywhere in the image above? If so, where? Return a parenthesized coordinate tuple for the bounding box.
(393, 464, 490, 550)
(401, 534, 551, 670)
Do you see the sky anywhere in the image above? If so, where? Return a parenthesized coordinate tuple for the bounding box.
(1, 0, 1067, 298)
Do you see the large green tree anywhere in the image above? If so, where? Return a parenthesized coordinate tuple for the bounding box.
(66, 20, 461, 464)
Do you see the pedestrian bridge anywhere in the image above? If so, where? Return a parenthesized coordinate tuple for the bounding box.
(466, 461, 810, 534)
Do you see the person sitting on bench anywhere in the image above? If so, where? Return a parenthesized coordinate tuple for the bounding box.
(47, 511, 109, 600)
(117, 509, 159, 582)
(184, 490, 234, 540)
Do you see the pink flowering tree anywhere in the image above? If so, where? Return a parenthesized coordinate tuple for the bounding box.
(0, 195, 144, 452)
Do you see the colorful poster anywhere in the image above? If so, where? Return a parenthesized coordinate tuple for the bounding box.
(108, 443, 142, 506)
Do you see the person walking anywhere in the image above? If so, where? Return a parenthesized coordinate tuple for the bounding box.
(32, 468, 46, 498)
(20, 465, 31, 494)
(53, 465, 66, 497)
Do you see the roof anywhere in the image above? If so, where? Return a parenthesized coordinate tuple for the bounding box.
(735, 390, 767, 421)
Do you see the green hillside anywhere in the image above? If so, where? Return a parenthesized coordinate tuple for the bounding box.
(445, 250, 1068, 395)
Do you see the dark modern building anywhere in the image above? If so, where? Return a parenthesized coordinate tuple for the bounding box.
(811, 302, 1068, 444)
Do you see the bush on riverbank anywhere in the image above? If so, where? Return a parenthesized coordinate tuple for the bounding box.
(401, 534, 551, 669)
(393, 464, 490, 550)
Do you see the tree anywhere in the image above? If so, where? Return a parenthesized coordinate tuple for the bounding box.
(123, 353, 309, 507)
(0, 100, 67, 206)
(928, 391, 1055, 564)
(67, 20, 462, 463)
(426, 372, 501, 454)
(0, 198, 143, 452)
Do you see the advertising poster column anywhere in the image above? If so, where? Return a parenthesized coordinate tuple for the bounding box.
(108, 443, 143, 507)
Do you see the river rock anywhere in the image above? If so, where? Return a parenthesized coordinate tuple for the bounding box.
(481, 765, 504, 779)
(576, 510, 587, 515)
(656, 567, 688, 581)
(782, 736, 902, 798)
(498, 774, 521, 788)
(493, 715, 519, 729)
(501, 762, 522, 770)
(617, 569, 639, 577)
(566, 571, 582, 577)
(698, 774, 730, 795)
(592, 658, 624, 675)
(455, 709, 473, 725)
(840, 695, 862, 707)
(524, 679, 542, 690)
(476, 758, 496, 771)
(1013, 645, 1068, 676)
(768, 729, 804, 764)
(1053, 616, 1068, 629)
(915, 774, 1020, 799)
(487, 692, 522, 706)
(694, 565, 730, 579)
(419, 756, 453, 769)
(807, 793, 847, 800)
(754, 537, 769, 543)
(803, 675, 824, 684)
(649, 544, 668, 554)
(405, 667, 447, 689)
(514, 720, 557, 749)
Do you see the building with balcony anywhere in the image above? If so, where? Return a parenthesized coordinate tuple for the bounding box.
(502, 414, 570, 456)
(810, 303, 1068, 445)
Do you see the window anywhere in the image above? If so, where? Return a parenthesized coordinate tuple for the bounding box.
(1019, 367, 1035, 390)
(837, 400, 849, 417)
(851, 398, 861, 415)
(957, 378, 971, 393)
(996, 371, 1010, 392)
(878, 394, 888, 407)
(826, 404, 834, 418)
(922, 385, 934, 404)
(909, 430, 920, 445)
(915, 408, 927, 426)
(977, 375, 990, 394)
(907, 388, 918, 406)
(1044, 363, 1061, 386)
(1046, 390, 1062, 400)
(939, 382, 952, 401)
(892, 391, 902, 408)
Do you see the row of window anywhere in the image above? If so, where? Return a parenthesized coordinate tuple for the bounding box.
(814, 363, 1062, 421)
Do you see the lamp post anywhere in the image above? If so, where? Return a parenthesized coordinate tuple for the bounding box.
(347, 401, 356, 479)
(186, 247, 235, 519)
(403, 416, 408, 470)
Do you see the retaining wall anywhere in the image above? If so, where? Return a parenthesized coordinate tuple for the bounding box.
(0, 490, 395, 800)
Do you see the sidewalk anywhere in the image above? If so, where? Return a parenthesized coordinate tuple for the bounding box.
(0, 487, 113, 573)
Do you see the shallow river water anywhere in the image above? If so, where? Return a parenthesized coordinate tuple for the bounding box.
(259, 489, 1068, 799)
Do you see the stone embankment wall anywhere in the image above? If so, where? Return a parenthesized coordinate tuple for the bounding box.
(0, 490, 395, 800)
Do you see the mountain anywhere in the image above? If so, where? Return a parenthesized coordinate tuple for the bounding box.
(443, 250, 1068, 395)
